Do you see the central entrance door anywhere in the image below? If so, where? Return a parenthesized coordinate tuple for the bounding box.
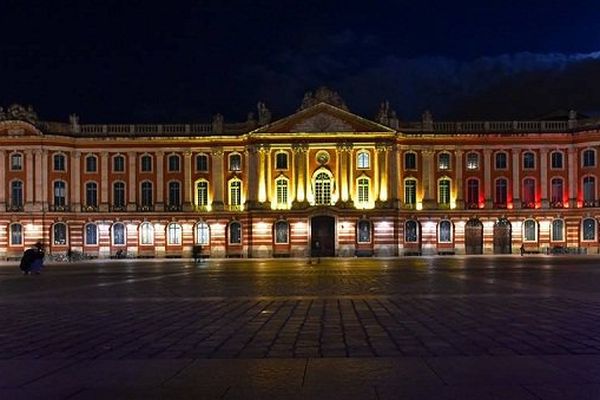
(311, 216, 335, 257)
(493, 218, 512, 254)
(464, 218, 483, 254)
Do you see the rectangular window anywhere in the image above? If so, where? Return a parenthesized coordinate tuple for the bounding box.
(495, 153, 507, 169)
(276, 180, 288, 205)
(438, 180, 450, 205)
(438, 153, 450, 170)
(466, 153, 479, 170)
(551, 152, 563, 169)
(10, 154, 22, 170)
(196, 155, 208, 172)
(404, 180, 416, 205)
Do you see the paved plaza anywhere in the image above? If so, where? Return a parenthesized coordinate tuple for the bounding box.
(1, 256, 600, 399)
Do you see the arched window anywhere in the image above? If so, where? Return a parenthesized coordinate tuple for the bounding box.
(168, 181, 181, 208)
(53, 180, 67, 207)
(141, 181, 153, 207)
(551, 178, 563, 206)
(113, 182, 126, 208)
(53, 223, 68, 245)
(196, 154, 209, 172)
(357, 220, 371, 243)
(274, 221, 289, 244)
(167, 223, 182, 245)
(582, 218, 597, 241)
(551, 151, 563, 169)
(495, 178, 507, 207)
(196, 180, 209, 207)
(523, 219, 537, 242)
(195, 221, 210, 245)
(438, 153, 450, 170)
(85, 154, 97, 173)
(466, 178, 479, 206)
(275, 178, 288, 206)
(229, 153, 242, 171)
(523, 152, 535, 169)
(113, 155, 125, 172)
(229, 179, 242, 207)
(405, 220, 419, 243)
(112, 223, 126, 245)
(522, 178, 536, 207)
(10, 180, 23, 208)
(495, 152, 507, 170)
(85, 182, 98, 208)
(357, 151, 370, 169)
(466, 152, 479, 170)
(140, 154, 153, 172)
(314, 172, 332, 205)
(229, 221, 242, 244)
(438, 178, 451, 206)
(551, 219, 564, 242)
(583, 149, 596, 167)
(438, 220, 452, 243)
(404, 152, 416, 170)
(84, 223, 98, 245)
(583, 176, 596, 205)
(404, 179, 417, 206)
(53, 153, 66, 171)
(140, 222, 154, 245)
(357, 177, 370, 205)
(9, 223, 23, 246)
(10, 153, 22, 170)
(168, 154, 180, 172)
(276, 152, 288, 170)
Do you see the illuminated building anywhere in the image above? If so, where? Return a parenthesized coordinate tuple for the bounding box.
(1, 88, 599, 258)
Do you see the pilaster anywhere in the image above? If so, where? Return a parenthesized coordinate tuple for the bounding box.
(183, 151, 193, 211)
(512, 149, 521, 208)
(127, 152, 137, 211)
(155, 151, 164, 211)
(540, 148, 549, 208)
(211, 148, 225, 210)
(568, 146, 577, 208)
(70, 151, 81, 210)
(483, 149, 492, 208)
(291, 143, 309, 208)
(455, 150, 464, 208)
(100, 152, 109, 211)
(0, 150, 5, 208)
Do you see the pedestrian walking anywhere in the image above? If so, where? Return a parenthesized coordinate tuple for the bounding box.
(313, 240, 321, 264)
(20, 241, 45, 275)
(193, 245, 203, 264)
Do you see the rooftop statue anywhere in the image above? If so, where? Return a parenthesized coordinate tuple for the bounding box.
(299, 87, 349, 111)
(0, 104, 38, 124)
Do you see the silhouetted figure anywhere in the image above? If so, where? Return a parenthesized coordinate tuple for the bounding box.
(20, 241, 45, 275)
(313, 240, 321, 264)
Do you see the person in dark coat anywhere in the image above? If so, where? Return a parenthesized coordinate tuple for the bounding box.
(20, 241, 45, 275)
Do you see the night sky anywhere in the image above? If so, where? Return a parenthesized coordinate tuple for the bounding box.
(2, 0, 600, 123)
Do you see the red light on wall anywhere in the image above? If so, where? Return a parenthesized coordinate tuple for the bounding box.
(507, 202, 513, 209)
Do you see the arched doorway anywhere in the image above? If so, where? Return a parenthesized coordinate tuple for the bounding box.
(311, 216, 335, 257)
(493, 218, 512, 254)
(464, 218, 483, 254)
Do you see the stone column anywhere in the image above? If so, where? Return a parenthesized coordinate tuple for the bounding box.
(568, 147, 577, 207)
(244, 145, 259, 209)
(183, 151, 193, 211)
(512, 149, 521, 208)
(422, 149, 436, 209)
(376, 143, 390, 203)
(100, 152, 109, 211)
(41, 150, 48, 211)
(540, 148, 549, 208)
(455, 150, 464, 208)
(31, 149, 41, 211)
(211, 147, 224, 210)
(346, 144, 353, 206)
(257, 145, 270, 205)
(70, 151, 81, 210)
(336, 143, 349, 205)
(155, 151, 164, 211)
(389, 145, 400, 208)
(127, 152, 137, 211)
(0, 150, 5, 208)
(483, 149, 492, 208)
(292, 143, 308, 208)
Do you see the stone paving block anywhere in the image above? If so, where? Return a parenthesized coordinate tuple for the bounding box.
(425, 355, 590, 385)
(524, 384, 600, 400)
(26, 360, 191, 390)
(164, 358, 306, 389)
(0, 360, 74, 388)
(376, 384, 538, 400)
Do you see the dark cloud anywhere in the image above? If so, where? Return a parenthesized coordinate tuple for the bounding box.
(235, 33, 600, 121)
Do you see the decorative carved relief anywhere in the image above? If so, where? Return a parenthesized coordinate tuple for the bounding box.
(0, 104, 38, 123)
(291, 114, 354, 133)
(299, 87, 348, 111)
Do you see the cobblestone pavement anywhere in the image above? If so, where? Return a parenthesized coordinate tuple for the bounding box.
(2, 256, 600, 399)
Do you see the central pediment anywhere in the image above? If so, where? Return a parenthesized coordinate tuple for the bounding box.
(251, 103, 394, 135)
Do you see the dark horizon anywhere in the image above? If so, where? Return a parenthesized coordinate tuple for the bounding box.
(2, 0, 600, 123)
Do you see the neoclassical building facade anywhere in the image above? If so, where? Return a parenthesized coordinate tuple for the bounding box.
(1, 88, 600, 259)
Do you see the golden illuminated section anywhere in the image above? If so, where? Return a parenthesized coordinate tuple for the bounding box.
(258, 147, 268, 203)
